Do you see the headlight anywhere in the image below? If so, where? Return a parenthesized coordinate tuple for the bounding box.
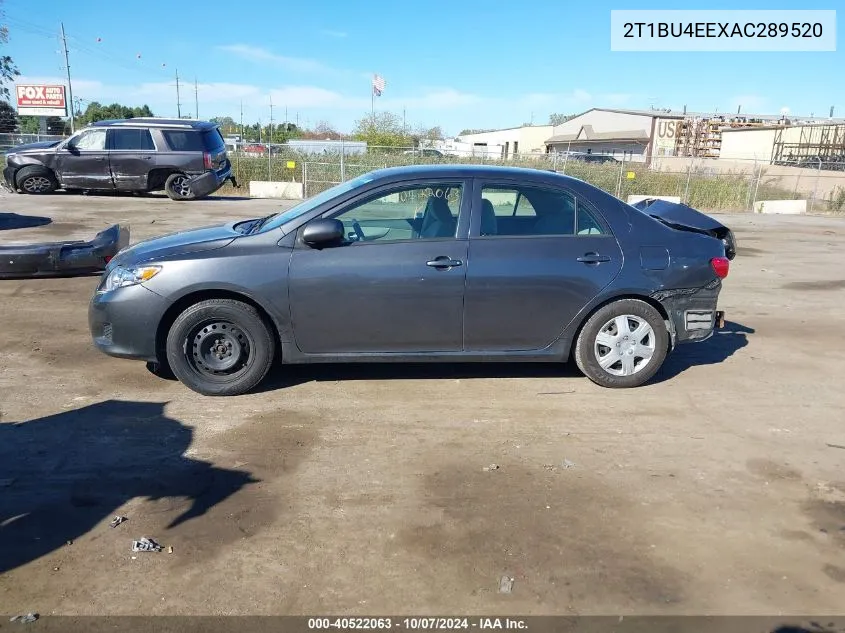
(99, 265, 162, 292)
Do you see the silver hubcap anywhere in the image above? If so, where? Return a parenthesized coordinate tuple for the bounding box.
(594, 314, 656, 377)
(171, 176, 192, 197)
(23, 176, 51, 193)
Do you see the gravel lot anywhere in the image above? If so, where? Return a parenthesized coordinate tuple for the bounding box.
(1, 190, 844, 616)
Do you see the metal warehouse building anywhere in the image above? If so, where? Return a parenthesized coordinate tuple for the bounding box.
(720, 123, 845, 164)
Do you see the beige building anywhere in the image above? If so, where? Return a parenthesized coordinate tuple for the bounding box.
(720, 123, 845, 163)
(544, 108, 685, 162)
(453, 125, 554, 158)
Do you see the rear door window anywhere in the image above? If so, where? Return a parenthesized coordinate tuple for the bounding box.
(162, 129, 225, 151)
(109, 128, 156, 150)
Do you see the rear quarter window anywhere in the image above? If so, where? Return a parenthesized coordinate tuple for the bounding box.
(162, 129, 225, 151)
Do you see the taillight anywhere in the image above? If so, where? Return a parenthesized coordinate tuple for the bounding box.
(710, 256, 730, 278)
(203, 152, 213, 169)
(104, 256, 112, 264)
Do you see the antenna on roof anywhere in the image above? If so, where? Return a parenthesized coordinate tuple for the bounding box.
(737, 105, 741, 115)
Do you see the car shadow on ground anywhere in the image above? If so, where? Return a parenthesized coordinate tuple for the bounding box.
(0, 212, 52, 231)
(649, 320, 754, 384)
(50, 190, 253, 202)
(250, 320, 755, 392)
(256, 361, 582, 393)
(0, 400, 258, 574)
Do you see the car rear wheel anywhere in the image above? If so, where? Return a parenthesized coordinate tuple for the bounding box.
(17, 166, 58, 195)
(164, 173, 196, 200)
(165, 299, 276, 396)
(574, 299, 668, 388)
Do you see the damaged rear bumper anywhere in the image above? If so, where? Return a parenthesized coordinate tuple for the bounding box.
(187, 162, 235, 198)
(651, 280, 725, 346)
(0, 224, 130, 279)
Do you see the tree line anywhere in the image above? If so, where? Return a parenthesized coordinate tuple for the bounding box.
(211, 111, 445, 148)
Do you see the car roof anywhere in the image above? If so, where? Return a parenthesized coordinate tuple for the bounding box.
(89, 118, 219, 130)
(362, 163, 584, 186)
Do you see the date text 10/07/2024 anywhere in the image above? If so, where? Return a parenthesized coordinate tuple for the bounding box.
(307, 618, 528, 630)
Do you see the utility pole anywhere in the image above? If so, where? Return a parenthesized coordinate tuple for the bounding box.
(194, 78, 199, 119)
(60, 23, 75, 133)
(175, 69, 182, 118)
(268, 96, 274, 179)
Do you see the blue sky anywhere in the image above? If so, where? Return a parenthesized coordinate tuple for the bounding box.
(1, 0, 841, 135)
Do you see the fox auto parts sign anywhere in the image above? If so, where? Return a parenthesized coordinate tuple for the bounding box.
(15, 84, 68, 116)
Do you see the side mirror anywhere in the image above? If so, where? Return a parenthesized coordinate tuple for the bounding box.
(302, 218, 344, 246)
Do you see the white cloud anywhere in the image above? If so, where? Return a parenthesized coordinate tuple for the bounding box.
(320, 29, 348, 38)
(218, 45, 331, 74)
(572, 89, 592, 103)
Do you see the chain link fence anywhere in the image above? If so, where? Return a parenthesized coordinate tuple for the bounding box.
(3, 133, 844, 213)
(0, 133, 67, 151)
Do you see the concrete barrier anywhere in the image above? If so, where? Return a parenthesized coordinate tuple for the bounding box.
(627, 195, 682, 205)
(754, 199, 807, 215)
(248, 181, 304, 200)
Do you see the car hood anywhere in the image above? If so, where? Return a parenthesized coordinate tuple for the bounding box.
(630, 198, 727, 232)
(5, 140, 62, 153)
(630, 198, 736, 259)
(112, 223, 240, 267)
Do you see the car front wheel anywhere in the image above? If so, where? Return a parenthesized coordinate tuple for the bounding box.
(574, 299, 669, 388)
(17, 166, 58, 194)
(165, 299, 276, 396)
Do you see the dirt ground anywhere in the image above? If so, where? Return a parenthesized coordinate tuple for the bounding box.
(1, 189, 844, 617)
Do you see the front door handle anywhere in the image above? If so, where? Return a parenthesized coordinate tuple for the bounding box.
(577, 253, 610, 264)
(426, 256, 463, 269)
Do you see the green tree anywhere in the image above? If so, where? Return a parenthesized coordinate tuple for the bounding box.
(549, 113, 575, 126)
(352, 111, 413, 147)
(0, 98, 16, 132)
(18, 114, 38, 133)
(299, 120, 342, 140)
(77, 102, 154, 125)
(0, 3, 20, 101)
(210, 116, 238, 135)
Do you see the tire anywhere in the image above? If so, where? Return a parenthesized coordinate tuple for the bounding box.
(165, 299, 276, 396)
(574, 299, 669, 388)
(164, 172, 196, 201)
(16, 165, 58, 195)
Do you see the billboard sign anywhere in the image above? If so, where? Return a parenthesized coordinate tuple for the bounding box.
(15, 84, 68, 117)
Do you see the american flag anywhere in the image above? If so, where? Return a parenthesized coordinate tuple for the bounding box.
(372, 74, 385, 97)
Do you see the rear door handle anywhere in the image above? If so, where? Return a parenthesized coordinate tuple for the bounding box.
(426, 256, 463, 269)
(577, 253, 610, 263)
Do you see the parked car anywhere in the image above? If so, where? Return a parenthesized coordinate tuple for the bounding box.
(2, 118, 236, 200)
(567, 152, 619, 164)
(89, 164, 734, 396)
(403, 148, 446, 157)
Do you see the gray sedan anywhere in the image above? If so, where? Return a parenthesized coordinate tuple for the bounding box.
(89, 165, 734, 396)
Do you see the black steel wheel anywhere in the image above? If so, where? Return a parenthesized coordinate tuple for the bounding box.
(165, 299, 275, 396)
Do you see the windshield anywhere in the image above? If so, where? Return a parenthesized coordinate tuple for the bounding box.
(256, 174, 374, 233)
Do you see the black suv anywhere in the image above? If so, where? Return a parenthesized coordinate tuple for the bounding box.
(2, 118, 236, 200)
